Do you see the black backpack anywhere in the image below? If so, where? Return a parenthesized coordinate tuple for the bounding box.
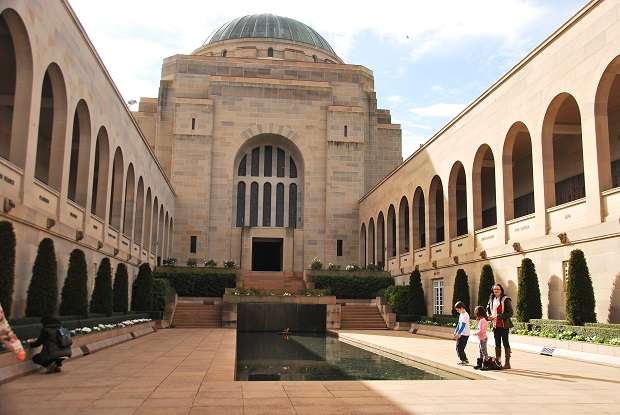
(56, 327, 73, 348)
(481, 357, 502, 371)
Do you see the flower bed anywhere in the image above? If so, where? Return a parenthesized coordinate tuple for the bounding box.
(70, 318, 151, 337)
(227, 288, 329, 297)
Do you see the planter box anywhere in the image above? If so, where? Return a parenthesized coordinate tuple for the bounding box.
(307, 270, 391, 279)
(0, 321, 155, 384)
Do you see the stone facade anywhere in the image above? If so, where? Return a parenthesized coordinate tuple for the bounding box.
(358, 0, 620, 323)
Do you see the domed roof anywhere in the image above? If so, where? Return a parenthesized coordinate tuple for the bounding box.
(206, 14, 336, 55)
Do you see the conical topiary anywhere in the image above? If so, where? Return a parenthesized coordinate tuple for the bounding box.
(452, 268, 470, 316)
(59, 249, 89, 316)
(113, 263, 129, 313)
(407, 269, 426, 316)
(90, 258, 113, 315)
(0, 221, 16, 317)
(566, 249, 596, 325)
(477, 264, 495, 308)
(516, 258, 542, 322)
(131, 263, 153, 312)
(26, 238, 58, 317)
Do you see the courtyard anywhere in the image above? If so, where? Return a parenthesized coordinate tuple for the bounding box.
(1, 328, 619, 415)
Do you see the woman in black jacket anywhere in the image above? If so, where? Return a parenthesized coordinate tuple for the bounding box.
(28, 316, 72, 373)
(486, 284, 514, 369)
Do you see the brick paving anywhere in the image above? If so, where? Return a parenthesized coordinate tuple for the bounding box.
(0, 328, 619, 414)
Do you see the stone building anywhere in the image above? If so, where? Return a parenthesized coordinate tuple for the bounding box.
(134, 14, 402, 288)
(358, 0, 620, 322)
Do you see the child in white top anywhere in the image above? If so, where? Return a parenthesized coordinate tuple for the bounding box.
(453, 301, 470, 365)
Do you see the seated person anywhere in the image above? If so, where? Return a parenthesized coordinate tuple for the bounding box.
(28, 316, 72, 373)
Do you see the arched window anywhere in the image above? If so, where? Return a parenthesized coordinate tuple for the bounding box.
(251, 147, 259, 176)
(449, 162, 468, 238)
(429, 176, 445, 244)
(143, 188, 152, 250)
(542, 93, 585, 207)
(312, 55, 318, 62)
(277, 148, 285, 177)
(344, 125, 348, 137)
(35, 63, 67, 190)
(123, 163, 135, 236)
(250, 182, 259, 226)
(222, 49, 227, 57)
(263, 183, 271, 226)
(263, 146, 272, 177)
(91, 127, 110, 218)
(473, 145, 497, 229)
(158, 206, 164, 259)
(0, 10, 33, 168)
(387, 205, 396, 257)
(236, 182, 246, 227)
(412, 187, 426, 249)
(276, 183, 284, 226)
(109, 148, 124, 229)
(290, 157, 297, 178)
(503, 122, 534, 219)
(267, 47, 274, 57)
(360, 223, 367, 267)
(67, 100, 91, 207)
(398, 196, 410, 253)
(238, 154, 247, 176)
(151, 197, 158, 253)
(595, 55, 620, 191)
(134, 178, 145, 244)
(289, 183, 297, 228)
(377, 212, 385, 268)
(368, 218, 375, 265)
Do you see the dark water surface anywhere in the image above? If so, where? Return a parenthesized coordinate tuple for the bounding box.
(235, 332, 460, 381)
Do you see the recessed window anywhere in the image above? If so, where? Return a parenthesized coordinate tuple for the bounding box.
(190, 236, 197, 254)
(312, 55, 318, 63)
(337, 239, 343, 257)
(191, 118, 196, 130)
(433, 279, 444, 315)
(222, 49, 227, 57)
(267, 47, 274, 57)
(344, 125, 348, 137)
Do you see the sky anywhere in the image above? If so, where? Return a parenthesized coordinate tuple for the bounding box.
(69, 0, 589, 158)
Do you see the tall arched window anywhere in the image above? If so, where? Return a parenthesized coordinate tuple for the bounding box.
(109, 148, 124, 229)
(595, 55, 620, 191)
(473, 145, 497, 229)
(67, 100, 91, 207)
(35, 63, 67, 190)
(234, 140, 302, 228)
(134, 178, 145, 244)
(151, 197, 158, 253)
(123, 163, 135, 236)
(236, 182, 246, 227)
(360, 223, 367, 267)
(429, 176, 445, 244)
(412, 187, 426, 249)
(449, 162, 468, 238)
(377, 212, 385, 268)
(398, 196, 410, 253)
(267, 47, 274, 57)
(91, 127, 110, 218)
(368, 218, 375, 265)
(503, 122, 534, 219)
(387, 205, 396, 257)
(143, 189, 152, 250)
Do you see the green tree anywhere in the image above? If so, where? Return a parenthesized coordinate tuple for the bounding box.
(59, 249, 89, 316)
(131, 263, 153, 312)
(451, 268, 470, 316)
(0, 221, 16, 317)
(516, 258, 542, 322)
(90, 258, 113, 315)
(477, 264, 495, 308)
(407, 269, 426, 316)
(566, 249, 596, 325)
(26, 238, 58, 317)
(113, 263, 129, 313)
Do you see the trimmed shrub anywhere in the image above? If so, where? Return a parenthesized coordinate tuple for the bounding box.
(530, 319, 568, 326)
(527, 321, 620, 342)
(384, 285, 409, 314)
(90, 258, 113, 315)
(451, 268, 470, 316)
(132, 263, 153, 312)
(113, 263, 129, 313)
(0, 221, 16, 317)
(516, 258, 542, 322)
(59, 249, 89, 316)
(477, 264, 495, 308)
(407, 269, 426, 316)
(312, 275, 393, 299)
(26, 238, 58, 317)
(585, 322, 620, 329)
(566, 249, 596, 325)
(152, 278, 176, 312)
(154, 271, 236, 297)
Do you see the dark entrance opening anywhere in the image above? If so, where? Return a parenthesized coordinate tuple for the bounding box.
(251, 238, 283, 271)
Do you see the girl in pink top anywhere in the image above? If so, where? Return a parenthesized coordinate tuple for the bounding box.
(473, 306, 488, 369)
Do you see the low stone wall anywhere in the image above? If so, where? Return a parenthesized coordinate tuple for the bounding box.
(221, 295, 341, 330)
(0, 321, 156, 383)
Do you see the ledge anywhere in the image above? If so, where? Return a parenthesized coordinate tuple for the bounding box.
(505, 213, 535, 225)
(545, 197, 586, 213)
(601, 187, 620, 197)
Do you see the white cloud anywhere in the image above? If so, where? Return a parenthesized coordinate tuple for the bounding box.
(67, 0, 550, 101)
(409, 103, 466, 118)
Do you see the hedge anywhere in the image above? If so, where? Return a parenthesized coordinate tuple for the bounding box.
(26, 238, 58, 317)
(113, 263, 129, 313)
(566, 249, 596, 325)
(477, 265, 495, 308)
(407, 270, 426, 316)
(585, 322, 620, 329)
(529, 319, 568, 326)
(132, 264, 153, 312)
(516, 258, 542, 322)
(152, 278, 176, 312)
(154, 271, 236, 297)
(312, 275, 393, 299)
(90, 258, 113, 315)
(451, 268, 470, 316)
(0, 221, 16, 318)
(384, 286, 409, 314)
(59, 249, 89, 316)
(526, 321, 620, 342)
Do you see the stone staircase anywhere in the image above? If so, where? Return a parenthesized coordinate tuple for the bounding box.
(172, 300, 222, 328)
(340, 303, 388, 330)
(241, 271, 305, 292)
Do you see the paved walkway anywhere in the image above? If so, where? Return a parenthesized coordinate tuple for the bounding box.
(0, 328, 619, 414)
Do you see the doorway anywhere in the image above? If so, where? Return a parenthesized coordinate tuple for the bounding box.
(251, 238, 283, 271)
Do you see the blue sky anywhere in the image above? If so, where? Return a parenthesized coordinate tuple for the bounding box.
(69, 0, 588, 157)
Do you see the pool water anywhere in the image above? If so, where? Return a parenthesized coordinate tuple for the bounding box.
(235, 332, 462, 381)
